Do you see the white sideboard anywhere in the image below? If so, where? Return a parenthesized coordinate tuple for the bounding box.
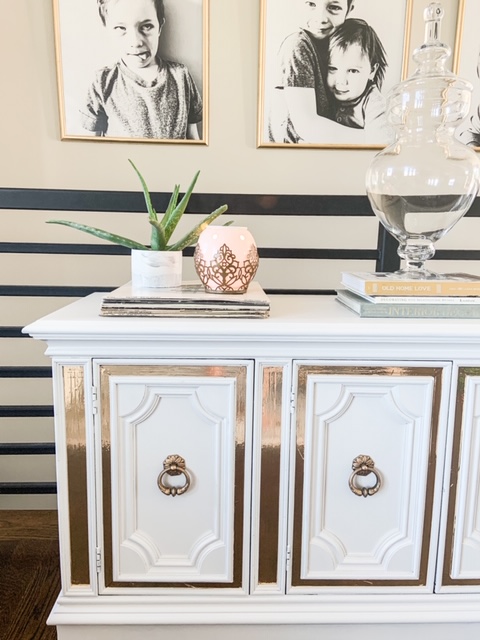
(24, 293, 480, 640)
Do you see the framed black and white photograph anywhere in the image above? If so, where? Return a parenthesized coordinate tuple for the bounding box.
(453, 0, 480, 151)
(53, 0, 208, 144)
(257, 0, 414, 149)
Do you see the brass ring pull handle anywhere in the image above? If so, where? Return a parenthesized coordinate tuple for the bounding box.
(349, 455, 382, 498)
(157, 455, 191, 497)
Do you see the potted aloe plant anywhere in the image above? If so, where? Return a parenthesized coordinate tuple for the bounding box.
(47, 159, 229, 288)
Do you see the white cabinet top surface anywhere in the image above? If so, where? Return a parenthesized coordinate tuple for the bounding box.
(23, 292, 480, 346)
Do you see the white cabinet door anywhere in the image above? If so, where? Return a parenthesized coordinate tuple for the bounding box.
(439, 367, 480, 591)
(289, 362, 449, 592)
(95, 361, 252, 593)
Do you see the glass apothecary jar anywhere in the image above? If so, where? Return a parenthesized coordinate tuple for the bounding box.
(365, 2, 480, 278)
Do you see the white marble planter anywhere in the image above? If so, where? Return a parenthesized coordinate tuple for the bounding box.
(131, 250, 182, 289)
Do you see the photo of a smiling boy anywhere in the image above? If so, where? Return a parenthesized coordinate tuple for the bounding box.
(327, 18, 387, 130)
(260, 0, 408, 148)
(268, 0, 354, 143)
(78, 0, 203, 140)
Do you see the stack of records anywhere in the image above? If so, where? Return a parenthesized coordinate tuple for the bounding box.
(100, 281, 270, 318)
(336, 271, 480, 318)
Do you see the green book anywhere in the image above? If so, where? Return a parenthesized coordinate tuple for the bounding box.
(336, 289, 480, 319)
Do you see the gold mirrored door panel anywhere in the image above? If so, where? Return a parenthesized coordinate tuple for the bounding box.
(99, 363, 249, 590)
(291, 364, 444, 588)
(442, 367, 480, 587)
(63, 364, 91, 589)
(257, 365, 285, 587)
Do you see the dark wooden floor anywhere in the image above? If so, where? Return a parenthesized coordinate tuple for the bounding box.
(0, 510, 60, 640)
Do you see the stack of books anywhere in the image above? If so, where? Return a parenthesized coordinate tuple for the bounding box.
(336, 271, 480, 318)
(100, 280, 270, 319)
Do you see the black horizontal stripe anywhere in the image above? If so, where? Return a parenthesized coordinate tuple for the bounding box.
(0, 188, 375, 216)
(433, 250, 480, 260)
(0, 406, 54, 418)
(2, 187, 480, 216)
(0, 243, 378, 260)
(259, 248, 377, 259)
(0, 367, 52, 377)
(0, 482, 57, 494)
(0, 242, 130, 255)
(0, 285, 112, 297)
(4, 243, 479, 262)
(0, 443, 55, 455)
(265, 289, 337, 295)
(0, 327, 28, 338)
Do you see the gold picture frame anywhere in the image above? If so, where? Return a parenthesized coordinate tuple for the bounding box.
(257, 0, 414, 150)
(52, 0, 208, 144)
(453, 0, 480, 151)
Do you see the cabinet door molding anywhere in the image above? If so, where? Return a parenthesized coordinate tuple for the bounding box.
(96, 361, 252, 593)
(290, 363, 448, 591)
(440, 367, 480, 590)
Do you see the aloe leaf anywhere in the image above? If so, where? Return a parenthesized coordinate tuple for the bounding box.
(161, 184, 180, 232)
(46, 220, 148, 250)
(149, 219, 167, 251)
(166, 205, 229, 251)
(128, 159, 158, 223)
(163, 171, 200, 244)
(155, 184, 180, 247)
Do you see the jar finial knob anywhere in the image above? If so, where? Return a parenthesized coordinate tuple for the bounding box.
(424, 2, 444, 45)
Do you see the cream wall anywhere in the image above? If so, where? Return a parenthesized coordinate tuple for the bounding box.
(0, 0, 463, 194)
